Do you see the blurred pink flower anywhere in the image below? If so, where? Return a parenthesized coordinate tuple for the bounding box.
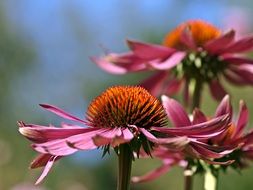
(93, 20, 253, 102)
(18, 86, 231, 184)
(132, 95, 238, 183)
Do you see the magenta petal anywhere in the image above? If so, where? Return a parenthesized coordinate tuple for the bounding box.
(127, 40, 176, 59)
(140, 128, 189, 148)
(215, 95, 232, 117)
(192, 109, 207, 125)
(30, 154, 62, 169)
(18, 121, 98, 143)
(131, 162, 171, 183)
(140, 71, 168, 96)
(204, 30, 235, 54)
(222, 56, 253, 65)
(229, 64, 253, 83)
(166, 79, 182, 95)
(35, 156, 57, 185)
(209, 80, 227, 101)
(149, 51, 186, 70)
(221, 34, 253, 53)
(224, 70, 249, 85)
(161, 95, 191, 127)
(180, 27, 196, 49)
(39, 104, 87, 124)
(233, 100, 248, 138)
(90, 56, 128, 74)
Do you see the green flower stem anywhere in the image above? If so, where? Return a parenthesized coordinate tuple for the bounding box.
(117, 144, 133, 190)
(184, 79, 203, 190)
(191, 78, 203, 112)
(184, 166, 194, 190)
(204, 169, 218, 190)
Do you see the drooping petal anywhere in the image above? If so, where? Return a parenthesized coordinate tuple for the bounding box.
(214, 95, 232, 118)
(35, 156, 57, 185)
(148, 51, 186, 70)
(30, 154, 62, 169)
(222, 56, 253, 65)
(152, 114, 230, 138)
(229, 64, 253, 83)
(140, 128, 189, 149)
(224, 70, 249, 85)
(90, 56, 128, 74)
(180, 27, 196, 49)
(140, 71, 168, 96)
(18, 121, 98, 143)
(220, 34, 253, 53)
(131, 161, 172, 183)
(192, 108, 207, 125)
(161, 96, 191, 127)
(233, 100, 249, 138)
(204, 30, 235, 54)
(127, 40, 176, 59)
(209, 80, 227, 101)
(39, 104, 87, 124)
(165, 79, 182, 95)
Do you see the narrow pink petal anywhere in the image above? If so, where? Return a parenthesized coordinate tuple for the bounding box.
(131, 163, 171, 183)
(224, 70, 249, 85)
(127, 40, 176, 59)
(122, 128, 134, 140)
(221, 34, 253, 53)
(229, 64, 253, 83)
(180, 27, 196, 49)
(165, 79, 182, 95)
(35, 156, 57, 185)
(161, 95, 191, 127)
(204, 30, 235, 54)
(209, 80, 227, 101)
(192, 108, 207, 125)
(149, 51, 186, 70)
(222, 56, 253, 65)
(153, 114, 230, 138)
(215, 95, 232, 117)
(30, 154, 62, 169)
(18, 121, 98, 143)
(233, 100, 248, 138)
(140, 128, 189, 148)
(90, 56, 128, 74)
(39, 104, 87, 123)
(140, 71, 168, 96)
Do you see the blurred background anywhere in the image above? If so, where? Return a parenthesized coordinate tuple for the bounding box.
(1, 0, 253, 189)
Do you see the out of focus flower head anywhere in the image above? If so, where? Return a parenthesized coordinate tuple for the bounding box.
(93, 19, 253, 104)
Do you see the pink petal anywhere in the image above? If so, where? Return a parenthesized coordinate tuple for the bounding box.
(161, 95, 191, 127)
(39, 104, 87, 123)
(209, 80, 227, 101)
(90, 56, 128, 74)
(180, 27, 196, 49)
(192, 108, 207, 125)
(30, 154, 62, 169)
(220, 34, 253, 53)
(214, 95, 232, 117)
(233, 100, 248, 138)
(148, 51, 186, 70)
(131, 162, 171, 183)
(127, 40, 176, 59)
(222, 56, 253, 65)
(140, 128, 189, 148)
(35, 156, 57, 185)
(224, 70, 249, 85)
(204, 30, 235, 54)
(140, 71, 168, 96)
(165, 78, 182, 95)
(18, 121, 98, 143)
(229, 64, 253, 83)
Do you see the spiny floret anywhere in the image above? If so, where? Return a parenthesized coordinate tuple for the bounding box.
(86, 86, 168, 129)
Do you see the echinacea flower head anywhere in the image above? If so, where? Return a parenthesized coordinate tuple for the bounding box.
(18, 86, 190, 184)
(93, 19, 253, 102)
